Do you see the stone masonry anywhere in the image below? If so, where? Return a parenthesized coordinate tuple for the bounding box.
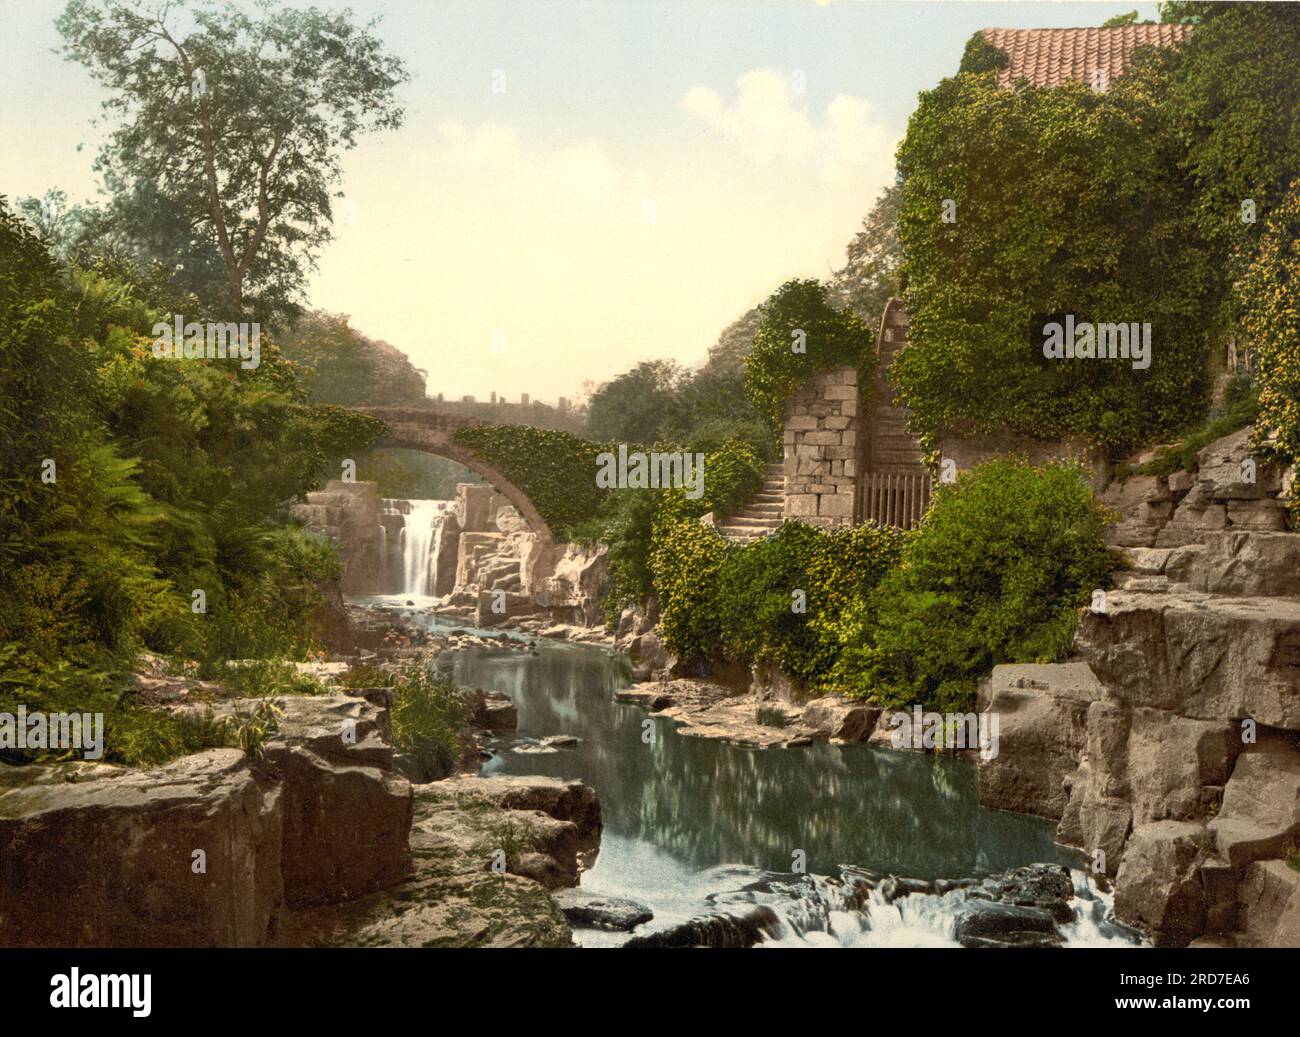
(782, 366, 862, 528)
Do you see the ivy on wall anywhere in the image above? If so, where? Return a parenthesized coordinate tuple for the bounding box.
(744, 279, 877, 440)
(451, 424, 610, 536)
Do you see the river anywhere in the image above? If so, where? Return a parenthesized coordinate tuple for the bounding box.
(361, 596, 1141, 948)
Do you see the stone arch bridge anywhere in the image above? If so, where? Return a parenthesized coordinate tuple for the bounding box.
(351, 406, 555, 545)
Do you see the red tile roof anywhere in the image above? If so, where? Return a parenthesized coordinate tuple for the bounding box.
(982, 25, 1192, 89)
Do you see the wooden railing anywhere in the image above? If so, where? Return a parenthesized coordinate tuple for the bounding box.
(858, 470, 933, 530)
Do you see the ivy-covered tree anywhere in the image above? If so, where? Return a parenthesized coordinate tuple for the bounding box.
(893, 68, 1219, 453)
(1239, 179, 1300, 508)
(57, 0, 410, 319)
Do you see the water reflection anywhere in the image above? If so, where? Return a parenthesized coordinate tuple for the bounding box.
(407, 616, 1078, 882)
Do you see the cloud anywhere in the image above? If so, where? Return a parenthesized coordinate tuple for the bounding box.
(680, 67, 892, 186)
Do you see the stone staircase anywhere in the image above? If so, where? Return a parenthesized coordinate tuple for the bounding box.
(861, 300, 932, 529)
(716, 463, 786, 544)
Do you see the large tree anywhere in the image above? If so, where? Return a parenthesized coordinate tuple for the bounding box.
(58, 0, 410, 319)
(832, 183, 901, 325)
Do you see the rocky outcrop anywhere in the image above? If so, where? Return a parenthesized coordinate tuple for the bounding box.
(294, 480, 386, 595)
(976, 663, 1101, 820)
(283, 775, 603, 948)
(1236, 860, 1300, 948)
(260, 693, 414, 907)
(0, 750, 284, 947)
(1106, 428, 1287, 548)
(977, 428, 1299, 947)
(553, 889, 653, 932)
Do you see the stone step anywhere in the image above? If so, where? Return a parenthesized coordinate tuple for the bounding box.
(730, 515, 782, 527)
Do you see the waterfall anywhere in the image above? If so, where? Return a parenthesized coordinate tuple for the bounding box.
(623, 865, 1146, 949)
(400, 499, 443, 596)
(378, 498, 450, 597)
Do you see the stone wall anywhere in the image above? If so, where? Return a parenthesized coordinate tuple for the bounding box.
(938, 427, 1111, 493)
(782, 366, 862, 528)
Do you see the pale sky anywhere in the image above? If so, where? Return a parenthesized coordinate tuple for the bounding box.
(0, 0, 1158, 403)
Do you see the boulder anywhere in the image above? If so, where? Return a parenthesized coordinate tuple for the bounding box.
(1195, 427, 1282, 500)
(953, 901, 1061, 949)
(1207, 738, 1300, 870)
(801, 697, 880, 742)
(1186, 531, 1300, 598)
(976, 663, 1100, 819)
(1237, 859, 1300, 948)
(553, 889, 654, 931)
(1126, 709, 1238, 825)
(0, 750, 282, 947)
(1113, 820, 1211, 947)
(261, 694, 414, 907)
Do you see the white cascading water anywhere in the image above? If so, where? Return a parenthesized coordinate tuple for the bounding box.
(395, 499, 446, 597)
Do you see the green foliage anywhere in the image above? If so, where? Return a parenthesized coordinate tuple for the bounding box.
(1239, 179, 1300, 508)
(587, 360, 684, 444)
(359, 448, 480, 500)
(833, 185, 902, 324)
(895, 71, 1218, 455)
(836, 460, 1113, 711)
(452, 424, 609, 536)
(57, 0, 411, 316)
(590, 436, 765, 623)
(715, 520, 905, 685)
(386, 667, 468, 781)
(275, 310, 427, 406)
(1121, 388, 1258, 478)
(648, 514, 904, 687)
(744, 279, 876, 438)
(1159, 4, 1300, 276)
(0, 195, 379, 752)
(755, 706, 788, 729)
(649, 516, 729, 661)
(958, 32, 1010, 74)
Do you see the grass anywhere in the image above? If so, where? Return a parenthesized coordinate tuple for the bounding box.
(756, 705, 789, 728)
(1115, 385, 1257, 479)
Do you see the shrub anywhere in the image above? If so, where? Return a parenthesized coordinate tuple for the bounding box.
(648, 516, 729, 661)
(386, 666, 467, 780)
(715, 520, 905, 686)
(837, 459, 1113, 710)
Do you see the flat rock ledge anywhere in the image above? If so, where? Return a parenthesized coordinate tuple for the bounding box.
(616, 681, 879, 750)
(277, 774, 603, 948)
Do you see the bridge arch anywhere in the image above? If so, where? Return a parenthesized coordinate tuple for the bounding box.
(351, 407, 556, 545)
